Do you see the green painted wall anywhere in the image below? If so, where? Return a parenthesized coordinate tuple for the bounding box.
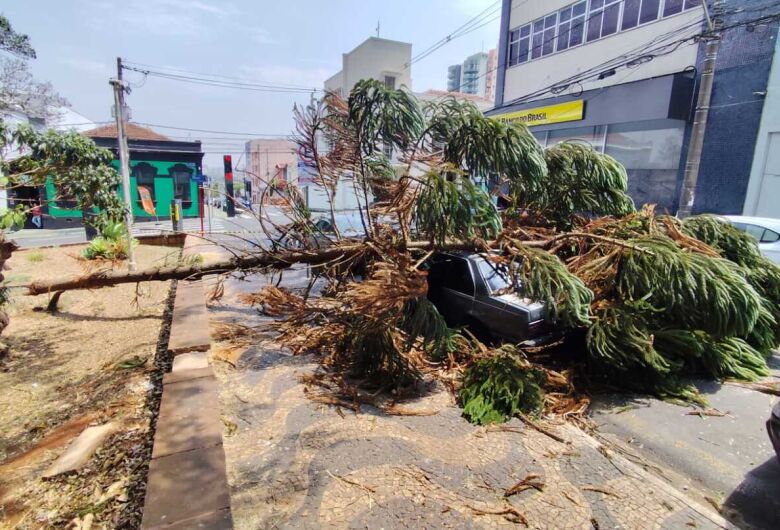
(45, 159, 199, 219)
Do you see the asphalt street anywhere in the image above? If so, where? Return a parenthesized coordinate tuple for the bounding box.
(592, 353, 780, 530)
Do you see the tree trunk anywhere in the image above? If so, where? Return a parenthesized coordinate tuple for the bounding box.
(0, 233, 18, 356)
(24, 238, 553, 297)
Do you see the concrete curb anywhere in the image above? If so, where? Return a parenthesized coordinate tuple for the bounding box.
(141, 235, 232, 529)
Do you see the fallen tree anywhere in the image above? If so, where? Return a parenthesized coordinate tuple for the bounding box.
(19, 80, 780, 422)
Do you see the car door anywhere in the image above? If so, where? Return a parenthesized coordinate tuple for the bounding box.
(427, 257, 475, 326)
(470, 258, 531, 341)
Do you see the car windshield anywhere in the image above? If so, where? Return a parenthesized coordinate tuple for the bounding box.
(477, 258, 512, 294)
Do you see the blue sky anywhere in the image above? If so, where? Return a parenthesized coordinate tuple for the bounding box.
(4, 0, 500, 170)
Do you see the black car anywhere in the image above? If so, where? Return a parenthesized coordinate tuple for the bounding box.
(425, 252, 553, 345)
(768, 401, 780, 461)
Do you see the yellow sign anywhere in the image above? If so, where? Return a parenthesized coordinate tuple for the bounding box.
(492, 100, 585, 127)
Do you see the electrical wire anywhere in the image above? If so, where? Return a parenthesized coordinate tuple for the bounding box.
(492, 3, 780, 110)
(122, 65, 322, 94)
(122, 61, 318, 90)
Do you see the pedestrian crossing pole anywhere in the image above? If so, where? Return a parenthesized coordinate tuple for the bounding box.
(111, 57, 137, 271)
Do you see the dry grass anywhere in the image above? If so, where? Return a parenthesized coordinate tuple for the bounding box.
(0, 243, 178, 528)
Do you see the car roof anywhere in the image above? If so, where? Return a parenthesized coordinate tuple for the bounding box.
(723, 215, 780, 232)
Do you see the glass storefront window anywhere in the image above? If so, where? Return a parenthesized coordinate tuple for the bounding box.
(605, 120, 685, 212)
(547, 125, 606, 152)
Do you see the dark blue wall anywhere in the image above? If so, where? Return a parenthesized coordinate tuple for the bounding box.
(690, 0, 778, 214)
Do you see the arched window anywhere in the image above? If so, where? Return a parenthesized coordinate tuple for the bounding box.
(170, 163, 193, 206)
(132, 162, 158, 202)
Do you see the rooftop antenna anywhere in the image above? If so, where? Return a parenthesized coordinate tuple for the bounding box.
(376, 19, 380, 38)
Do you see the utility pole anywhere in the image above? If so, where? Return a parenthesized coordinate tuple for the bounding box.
(677, 1, 720, 217)
(110, 57, 137, 271)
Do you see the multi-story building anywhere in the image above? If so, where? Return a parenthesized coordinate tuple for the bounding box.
(485, 48, 498, 102)
(448, 52, 494, 98)
(243, 138, 297, 205)
(488, 0, 780, 217)
(447, 64, 462, 92)
(324, 37, 412, 97)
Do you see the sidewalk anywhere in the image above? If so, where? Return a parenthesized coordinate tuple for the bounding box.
(204, 265, 733, 530)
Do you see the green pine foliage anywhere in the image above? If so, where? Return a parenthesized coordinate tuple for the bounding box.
(510, 246, 593, 328)
(426, 98, 547, 191)
(415, 169, 501, 244)
(400, 297, 464, 361)
(460, 348, 546, 425)
(348, 79, 424, 153)
(535, 143, 635, 229)
(618, 235, 763, 337)
(336, 317, 418, 383)
(681, 215, 780, 354)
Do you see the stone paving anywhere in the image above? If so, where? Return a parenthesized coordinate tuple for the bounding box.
(206, 268, 732, 530)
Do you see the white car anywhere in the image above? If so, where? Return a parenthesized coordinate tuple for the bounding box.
(723, 215, 780, 264)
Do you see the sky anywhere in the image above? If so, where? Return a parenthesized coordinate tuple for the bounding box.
(4, 0, 500, 171)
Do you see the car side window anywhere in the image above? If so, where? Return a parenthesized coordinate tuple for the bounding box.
(743, 224, 765, 241)
(442, 259, 474, 296)
(761, 229, 780, 243)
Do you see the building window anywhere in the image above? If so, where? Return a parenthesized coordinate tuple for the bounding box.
(587, 0, 621, 42)
(623, 0, 660, 30)
(132, 162, 157, 202)
(548, 125, 607, 152)
(506, 0, 700, 68)
(557, 1, 587, 52)
(508, 24, 531, 66)
(384, 75, 396, 89)
(531, 14, 557, 59)
(604, 120, 685, 212)
(169, 163, 193, 206)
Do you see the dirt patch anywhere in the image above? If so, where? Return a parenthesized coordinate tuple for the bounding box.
(0, 244, 179, 528)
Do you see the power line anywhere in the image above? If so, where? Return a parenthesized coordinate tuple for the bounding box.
(132, 122, 293, 137)
(122, 65, 322, 94)
(400, 0, 503, 72)
(489, 1, 780, 109)
(122, 61, 318, 91)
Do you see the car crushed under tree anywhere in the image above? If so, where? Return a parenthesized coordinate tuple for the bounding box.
(23, 80, 780, 427)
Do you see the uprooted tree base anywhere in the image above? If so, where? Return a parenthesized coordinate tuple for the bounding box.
(19, 81, 780, 425)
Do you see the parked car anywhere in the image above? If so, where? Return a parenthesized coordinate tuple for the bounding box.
(279, 211, 376, 249)
(723, 215, 780, 264)
(769, 400, 780, 462)
(425, 251, 554, 345)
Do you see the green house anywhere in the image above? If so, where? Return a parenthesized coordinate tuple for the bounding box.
(43, 123, 204, 228)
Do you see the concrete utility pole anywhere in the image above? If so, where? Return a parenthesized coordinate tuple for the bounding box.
(677, 1, 720, 217)
(110, 57, 137, 271)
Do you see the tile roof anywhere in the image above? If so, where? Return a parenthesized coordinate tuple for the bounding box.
(82, 123, 170, 141)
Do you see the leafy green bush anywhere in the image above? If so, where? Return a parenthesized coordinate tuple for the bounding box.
(81, 222, 134, 261)
(460, 348, 546, 425)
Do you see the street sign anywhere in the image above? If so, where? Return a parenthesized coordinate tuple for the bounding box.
(192, 173, 206, 183)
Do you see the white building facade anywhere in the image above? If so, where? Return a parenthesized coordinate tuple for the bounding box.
(488, 0, 780, 217)
(324, 37, 412, 97)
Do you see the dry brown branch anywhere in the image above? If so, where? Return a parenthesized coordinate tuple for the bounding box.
(504, 474, 545, 497)
(518, 413, 569, 444)
(724, 380, 780, 396)
(581, 485, 621, 497)
(686, 408, 732, 418)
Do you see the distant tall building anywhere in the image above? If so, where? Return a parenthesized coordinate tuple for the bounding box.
(485, 48, 498, 102)
(324, 37, 413, 96)
(243, 138, 297, 205)
(446, 50, 496, 100)
(447, 64, 462, 92)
